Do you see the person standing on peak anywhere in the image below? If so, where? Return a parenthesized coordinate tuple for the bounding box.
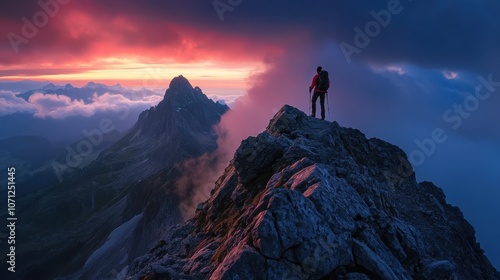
(309, 66, 330, 120)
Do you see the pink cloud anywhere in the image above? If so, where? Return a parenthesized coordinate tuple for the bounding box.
(27, 92, 163, 119)
(0, 9, 281, 67)
(215, 44, 315, 158)
(29, 92, 91, 118)
(0, 90, 35, 116)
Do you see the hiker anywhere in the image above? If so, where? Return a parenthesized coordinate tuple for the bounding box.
(309, 66, 330, 120)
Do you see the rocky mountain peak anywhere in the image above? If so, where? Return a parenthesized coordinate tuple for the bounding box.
(126, 105, 499, 280)
(151, 76, 218, 118)
(41, 82, 58, 90)
(133, 76, 227, 141)
(83, 81, 108, 88)
(100, 76, 228, 180)
(168, 75, 192, 91)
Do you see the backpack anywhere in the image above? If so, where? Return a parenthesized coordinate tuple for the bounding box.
(317, 70, 329, 92)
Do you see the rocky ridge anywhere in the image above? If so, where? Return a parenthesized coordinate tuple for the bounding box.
(126, 105, 499, 280)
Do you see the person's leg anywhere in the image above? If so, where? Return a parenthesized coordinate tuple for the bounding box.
(319, 93, 326, 120)
(311, 92, 319, 117)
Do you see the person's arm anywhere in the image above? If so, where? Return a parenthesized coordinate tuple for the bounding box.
(309, 74, 318, 93)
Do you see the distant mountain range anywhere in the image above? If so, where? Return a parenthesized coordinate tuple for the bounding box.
(0, 81, 165, 196)
(0, 130, 124, 196)
(0, 80, 52, 93)
(17, 81, 142, 102)
(0, 81, 163, 142)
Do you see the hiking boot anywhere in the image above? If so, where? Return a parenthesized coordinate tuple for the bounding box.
(321, 116, 325, 120)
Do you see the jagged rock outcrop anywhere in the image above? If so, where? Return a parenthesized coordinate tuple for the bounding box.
(126, 105, 499, 280)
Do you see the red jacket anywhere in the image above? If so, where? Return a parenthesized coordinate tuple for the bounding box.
(310, 73, 330, 93)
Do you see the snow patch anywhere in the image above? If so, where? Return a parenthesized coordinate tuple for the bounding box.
(84, 213, 143, 267)
(115, 265, 129, 280)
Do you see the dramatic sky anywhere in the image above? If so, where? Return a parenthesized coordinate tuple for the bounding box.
(1, 0, 500, 268)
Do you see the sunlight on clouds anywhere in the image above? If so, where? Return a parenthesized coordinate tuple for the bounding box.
(369, 64, 406, 75)
(0, 59, 262, 96)
(442, 70, 458, 80)
(27, 91, 163, 119)
(64, 11, 98, 39)
(386, 66, 406, 75)
(0, 90, 35, 116)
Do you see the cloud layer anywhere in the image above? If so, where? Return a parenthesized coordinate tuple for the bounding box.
(1, 1, 499, 71)
(0, 85, 163, 119)
(0, 90, 35, 115)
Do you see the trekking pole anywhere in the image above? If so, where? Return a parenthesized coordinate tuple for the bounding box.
(309, 90, 311, 115)
(326, 92, 330, 119)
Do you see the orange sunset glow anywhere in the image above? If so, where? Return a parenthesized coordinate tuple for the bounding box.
(0, 59, 264, 92)
(0, 0, 285, 95)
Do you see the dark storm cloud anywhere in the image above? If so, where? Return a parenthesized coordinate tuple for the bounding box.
(230, 0, 500, 72)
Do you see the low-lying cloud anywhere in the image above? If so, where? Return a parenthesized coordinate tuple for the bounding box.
(0, 90, 35, 115)
(1, 87, 163, 119)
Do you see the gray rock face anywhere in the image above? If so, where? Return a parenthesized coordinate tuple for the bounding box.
(126, 105, 499, 280)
